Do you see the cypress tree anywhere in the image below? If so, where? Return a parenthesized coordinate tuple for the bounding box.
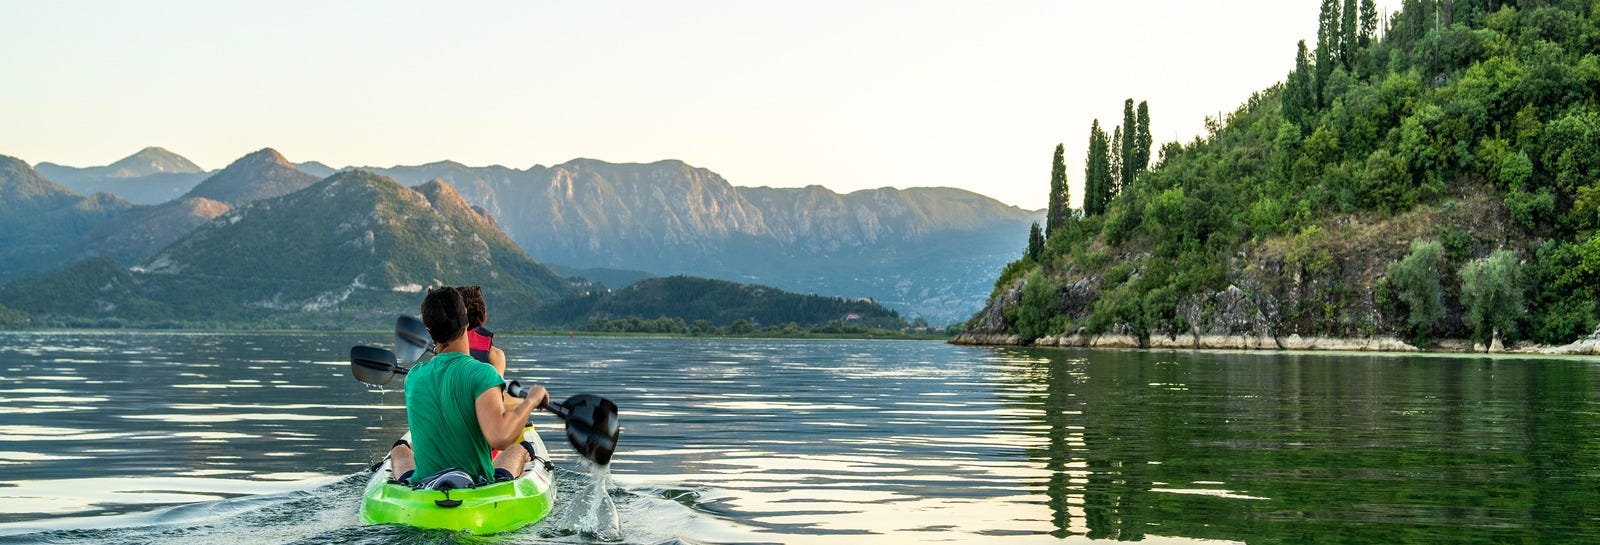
(1048, 144, 1069, 236)
(1341, 0, 1358, 70)
(1026, 222, 1045, 262)
(1135, 101, 1152, 176)
(1120, 99, 1136, 194)
(1316, 0, 1338, 106)
(1084, 120, 1112, 216)
(1111, 125, 1125, 197)
(1358, 0, 1377, 49)
(1286, 40, 1310, 128)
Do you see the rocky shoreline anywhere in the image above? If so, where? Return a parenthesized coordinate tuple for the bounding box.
(950, 331, 1600, 356)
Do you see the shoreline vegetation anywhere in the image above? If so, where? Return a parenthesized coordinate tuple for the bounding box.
(965, 3, 1600, 354)
(0, 323, 950, 341)
(951, 330, 1600, 356)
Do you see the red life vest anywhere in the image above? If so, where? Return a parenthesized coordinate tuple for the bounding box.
(467, 327, 494, 364)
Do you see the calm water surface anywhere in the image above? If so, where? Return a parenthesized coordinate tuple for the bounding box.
(0, 332, 1596, 544)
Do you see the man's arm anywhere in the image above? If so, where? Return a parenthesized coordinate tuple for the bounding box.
(475, 384, 546, 450)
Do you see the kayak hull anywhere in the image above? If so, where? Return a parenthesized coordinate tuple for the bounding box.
(360, 427, 556, 534)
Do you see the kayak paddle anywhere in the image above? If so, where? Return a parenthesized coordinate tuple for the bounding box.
(349, 342, 621, 466)
(504, 382, 620, 465)
(395, 315, 433, 364)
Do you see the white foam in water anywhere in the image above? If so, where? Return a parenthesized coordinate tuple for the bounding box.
(551, 460, 622, 541)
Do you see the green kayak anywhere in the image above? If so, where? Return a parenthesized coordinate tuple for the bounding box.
(360, 427, 556, 534)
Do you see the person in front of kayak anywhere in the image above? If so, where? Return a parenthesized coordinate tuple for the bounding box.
(387, 286, 549, 484)
(457, 285, 506, 375)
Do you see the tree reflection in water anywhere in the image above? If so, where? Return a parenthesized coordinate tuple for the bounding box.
(1012, 348, 1600, 544)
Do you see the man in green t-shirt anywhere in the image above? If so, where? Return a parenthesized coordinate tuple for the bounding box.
(386, 286, 548, 484)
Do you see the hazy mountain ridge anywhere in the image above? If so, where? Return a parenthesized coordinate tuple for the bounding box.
(0, 155, 133, 284)
(14, 147, 1036, 324)
(4, 170, 570, 328)
(79, 197, 232, 265)
(357, 158, 1038, 323)
(36, 147, 209, 205)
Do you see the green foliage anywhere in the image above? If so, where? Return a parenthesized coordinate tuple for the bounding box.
(1505, 188, 1556, 230)
(1387, 239, 1447, 344)
(1525, 240, 1598, 344)
(0, 303, 28, 328)
(1317, 0, 1340, 105)
(1026, 222, 1045, 263)
(1048, 144, 1070, 235)
(545, 275, 905, 330)
(1015, 271, 1063, 342)
(1008, 2, 1600, 346)
(1458, 249, 1524, 345)
(1120, 99, 1137, 194)
(1135, 102, 1152, 180)
(1084, 120, 1113, 216)
(1341, 0, 1358, 70)
(992, 259, 1035, 299)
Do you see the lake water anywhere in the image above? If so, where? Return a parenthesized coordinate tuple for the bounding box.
(0, 332, 1597, 544)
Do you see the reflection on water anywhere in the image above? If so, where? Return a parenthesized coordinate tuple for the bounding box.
(0, 333, 1596, 544)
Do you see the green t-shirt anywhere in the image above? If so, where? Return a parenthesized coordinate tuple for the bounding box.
(404, 351, 504, 482)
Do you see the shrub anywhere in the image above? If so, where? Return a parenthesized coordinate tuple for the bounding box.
(1387, 239, 1447, 344)
(1458, 249, 1523, 345)
(1015, 271, 1062, 342)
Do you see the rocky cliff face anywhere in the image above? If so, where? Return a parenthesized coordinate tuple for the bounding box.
(957, 192, 1525, 352)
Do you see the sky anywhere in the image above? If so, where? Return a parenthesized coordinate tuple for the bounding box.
(1, 1, 1402, 210)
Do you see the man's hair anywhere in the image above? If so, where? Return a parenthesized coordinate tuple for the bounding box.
(457, 285, 486, 330)
(421, 286, 468, 343)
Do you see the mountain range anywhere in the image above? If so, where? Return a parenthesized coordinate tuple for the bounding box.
(1, 169, 569, 328)
(1, 147, 1038, 325)
(0, 155, 133, 285)
(34, 147, 210, 205)
(356, 159, 1039, 323)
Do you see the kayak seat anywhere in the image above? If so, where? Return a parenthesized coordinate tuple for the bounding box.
(414, 468, 476, 491)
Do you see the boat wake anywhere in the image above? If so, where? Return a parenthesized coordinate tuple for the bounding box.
(545, 461, 623, 541)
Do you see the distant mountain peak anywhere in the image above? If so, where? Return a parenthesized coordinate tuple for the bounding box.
(419, 159, 469, 169)
(182, 148, 319, 206)
(106, 147, 203, 177)
(238, 148, 292, 167)
(0, 154, 79, 204)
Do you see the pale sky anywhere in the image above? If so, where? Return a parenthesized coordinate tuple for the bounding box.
(1, 1, 1401, 210)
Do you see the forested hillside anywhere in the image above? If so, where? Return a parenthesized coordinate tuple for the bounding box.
(969, 1, 1600, 350)
(538, 275, 906, 333)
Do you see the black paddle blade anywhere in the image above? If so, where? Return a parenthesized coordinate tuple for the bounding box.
(559, 394, 620, 465)
(395, 316, 431, 364)
(351, 345, 401, 386)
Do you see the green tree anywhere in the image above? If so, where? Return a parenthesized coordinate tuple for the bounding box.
(1016, 271, 1061, 342)
(1358, 0, 1377, 49)
(1134, 101, 1152, 179)
(1027, 222, 1045, 263)
(1387, 238, 1447, 344)
(1285, 40, 1314, 128)
(1316, 0, 1340, 105)
(1085, 120, 1112, 216)
(1111, 125, 1124, 195)
(1341, 0, 1358, 70)
(1048, 144, 1070, 235)
(1458, 249, 1523, 346)
(1120, 99, 1137, 193)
